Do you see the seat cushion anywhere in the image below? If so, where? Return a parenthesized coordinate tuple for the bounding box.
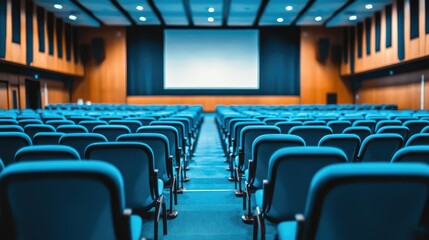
(130, 215, 142, 240)
(255, 189, 264, 208)
(277, 221, 297, 240)
(157, 179, 164, 196)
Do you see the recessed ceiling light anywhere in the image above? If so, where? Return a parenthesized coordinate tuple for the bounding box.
(365, 4, 373, 9)
(285, 6, 293, 11)
(69, 15, 77, 21)
(277, 17, 284, 23)
(208, 7, 215, 13)
(315, 16, 323, 22)
(349, 15, 357, 21)
(139, 16, 147, 22)
(208, 17, 214, 22)
(136, 5, 144, 11)
(54, 4, 63, 10)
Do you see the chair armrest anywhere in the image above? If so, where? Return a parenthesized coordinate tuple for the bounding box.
(295, 214, 305, 240)
(167, 155, 174, 177)
(152, 169, 160, 198)
(262, 179, 270, 211)
(248, 160, 255, 184)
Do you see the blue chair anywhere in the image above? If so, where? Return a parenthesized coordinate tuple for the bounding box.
(242, 134, 305, 224)
(405, 133, 429, 146)
(67, 116, 94, 124)
(302, 120, 326, 126)
(264, 118, 288, 126)
(376, 126, 409, 141)
(357, 133, 403, 162)
(391, 146, 429, 164)
(274, 121, 302, 134)
(0, 161, 142, 240)
(127, 117, 156, 126)
(0, 132, 32, 166)
(24, 124, 56, 139)
(254, 147, 347, 240)
(319, 134, 361, 162)
(289, 126, 332, 146)
(59, 133, 108, 159)
(117, 133, 178, 218)
(0, 119, 18, 125)
(45, 119, 75, 128)
(327, 120, 351, 134)
(33, 132, 65, 145)
(375, 120, 402, 132)
(403, 120, 429, 137)
(79, 120, 108, 132)
(0, 125, 24, 133)
(277, 163, 429, 240)
(85, 142, 167, 240)
(352, 120, 376, 133)
(109, 120, 142, 133)
(17, 119, 43, 128)
(14, 145, 80, 162)
(57, 125, 89, 134)
(343, 126, 372, 142)
(234, 126, 280, 197)
(93, 125, 131, 141)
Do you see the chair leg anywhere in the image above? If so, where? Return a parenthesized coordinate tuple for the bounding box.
(154, 199, 161, 240)
(235, 168, 244, 197)
(173, 176, 178, 205)
(242, 183, 254, 224)
(162, 201, 168, 235)
(228, 154, 235, 181)
(253, 214, 259, 240)
(167, 178, 178, 219)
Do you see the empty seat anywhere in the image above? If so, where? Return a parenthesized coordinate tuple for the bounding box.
(405, 133, 429, 146)
(59, 133, 108, 159)
(79, 120, 108, 132)
(56, 125, 88, 134)
(289, 126, 332, 146)
(277, 163, 429, 240)
(93, 125, 131, 141)
(24, 124, 56, 139)
(0, 125, 24, 133)
(14, 145, 80, 162)
(327, 120, 351, 134)
(274, 121, 302, 134)
(0, 161, 142, 240)
(17, 119, 43, 128)
(45, 119, 75, 128)
(375, 120, 402, 132)
(343, 126, 372, 142)
(263, 118, 288, 126)
(352, 120, 376, 133)
(319, 134, 361, 162)
(376, 126, 409, 141)
(391, 146, 429, 164)
(0, 132, 32, 166)
(357, 133, 403, 162)
(33, 132, 65, 145)
(403, 120, 429, 136)
(109, 120, 142, 133)
(0, 119, 18, 125)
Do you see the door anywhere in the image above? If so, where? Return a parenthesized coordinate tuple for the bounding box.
(25, 79, 41, 109)
(0, 81, 8, 109)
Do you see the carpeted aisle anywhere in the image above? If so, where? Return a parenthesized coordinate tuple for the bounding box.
(141, 114, 275, 239)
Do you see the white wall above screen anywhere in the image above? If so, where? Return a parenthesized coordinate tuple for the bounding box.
(164, 29, 259, 90)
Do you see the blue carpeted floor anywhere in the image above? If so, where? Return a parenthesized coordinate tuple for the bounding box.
(141, 114, 276, 239)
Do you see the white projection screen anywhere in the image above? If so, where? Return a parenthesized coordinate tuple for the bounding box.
(164, 29, 259, 90)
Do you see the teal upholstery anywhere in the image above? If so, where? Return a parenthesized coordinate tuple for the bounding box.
(109, 120, 142, 133)
(93, 125, 131, 141)
(403, 120, 429, 136)
(376, 126, 409, 141)
(0, 132, 32, 166)
(289, 126, 332, 146)
(343, 126, 372, 142)
(357, 133, 403, 162)
(274, 121, 302, 134)
(56, 125, 88, 134)
(391, 146, 429, 164)
(0, 161, 142, 240)
(33, 132, 65, 145)
(15, 145, 80, 162)
(59, 133, 108, 159)
(319, 134, 361, 162)
(79, 120, 108, 132)
(0, 125, 24, 132)
(327, 120, 351, 134)
(24, 124, 56, 139)
(406, 133, 429, 146)
(45, 119, 74, 128)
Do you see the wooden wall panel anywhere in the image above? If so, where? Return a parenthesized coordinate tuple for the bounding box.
(5, 0, 26, 65)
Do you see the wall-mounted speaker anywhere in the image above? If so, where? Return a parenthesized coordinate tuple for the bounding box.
(91, 38, 105, 64)
(327, 93, 338, 104)
(317, 38, 330, 63)
(330, 44, 342, 65)
(79, 44, 90, 65)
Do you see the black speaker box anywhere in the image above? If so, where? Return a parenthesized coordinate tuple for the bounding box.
(91, 38, 105, 64)
(317, 38, 330, 63)
(326, 93, 338, 105)
(79, 44, 90, 64)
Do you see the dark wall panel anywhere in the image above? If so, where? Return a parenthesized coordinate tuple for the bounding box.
(357, 22, 363, 58)
(37, 7, 45, 53)
(0, 0, 6, 58)
(365, 18, 371, 56)
(397, 0, 405, 60)
(65, 23, 71, 61)
(343, 27, 348, 64)
(47, 12, 54, 55)
(72, 27, 79, 64)
(426, 0, 429, 34)
(386, 5, 392, 48)
(410, 0, 419, 39)
(26, 1, 33, 64)
(375, 12, 381, 52)
(350, 27, 355, 74)
(11, 0, 21, 44)
(56, 18, 63, 58)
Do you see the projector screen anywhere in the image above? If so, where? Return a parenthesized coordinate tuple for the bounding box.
(164, 29, 259, 90)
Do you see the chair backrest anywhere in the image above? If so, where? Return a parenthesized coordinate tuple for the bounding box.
(85, 142, 157, 209)
(24, 124, 56, 139)
(151, 121, 186, 150)
(302, 163, 429, 240)
(238, 126, 280, 171)
(109, 120, 142, 133)
(327, 120, 351, 134)
(0, 161, 137, 240)
(303, 120, 326, 126)
(79, 120, 108, 132)
(289, 126, 332, 146)
(0, 125, 24, 133)
(93, 125, 131, 141)
(59, 133, 108, 159)
(406, 133, 429, 146)
(232, 122, 265, 154)
(274, 121, 302, 134)
(117, 133, 171, 182)
(250, 134, 305, 189)
(264, 146, 347, 221)
(17, 119, 43, 128)
(264, 118, 288, 126)
(15, 145, 80, 162)
(376, 126, 409, 141)
(375, 120, 402, 132)
(33, 132, 65, 145)
(0, 119, 18, 125)
(319, 134, 361, 162)
(352, 120, 376, 133)
(126, 117, 156, 126)
(228, 118, 259, 145)
(391, 146, 429, 164)
(343, 126, 372, 142)
(67, 116, 94, 124)
(0, 132, 32, 166)
(57, 125, 89, 134)
(45, 119, 75, 128)
(357, 133, 403, 162)
(403, 120, 429, 136)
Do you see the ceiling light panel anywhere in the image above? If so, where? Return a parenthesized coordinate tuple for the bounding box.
(117, 0, 160, 25)
(32, 0, 100, 26)
(296, 0, 348, 26)
(259, 0, 309, 26)
(79, 0, 131, 26)
(326, 0, 391, 27)
(190, 0, 223, 26)
(228, 0, 261, 26)
(153, 0, 188, 26)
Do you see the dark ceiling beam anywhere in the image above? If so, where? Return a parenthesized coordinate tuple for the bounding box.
(110, 0, 136, 26)
(70, 0, 103, 26)
(324, 0, 356, 27)
(291, 0, 315, 25)
(182, 0, 194, 26)
(147, 0, 165, 25)
(253, 0, 268, 27)
(222, 0, 231, 26)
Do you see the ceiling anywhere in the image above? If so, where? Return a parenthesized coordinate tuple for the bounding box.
(32, 0, 393, 28)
